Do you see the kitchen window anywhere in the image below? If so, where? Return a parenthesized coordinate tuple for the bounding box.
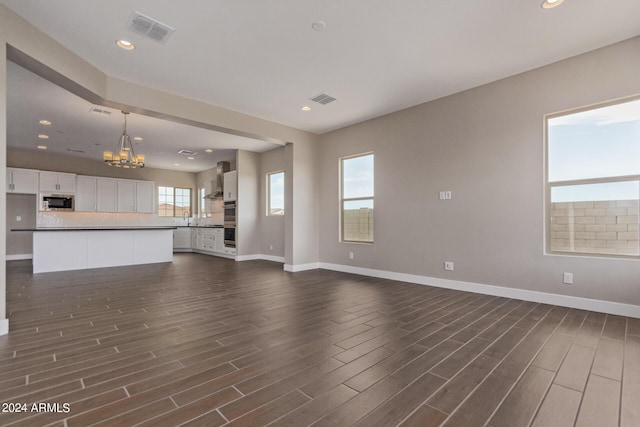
(267, 171, 285, 215)
(340, 152, 374, 243)
(546, 96, 640, 257)
(158, 186, 191, 217)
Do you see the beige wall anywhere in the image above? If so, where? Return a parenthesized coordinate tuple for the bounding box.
(259, 146, 285, 257)
(318, 36, 640, 306)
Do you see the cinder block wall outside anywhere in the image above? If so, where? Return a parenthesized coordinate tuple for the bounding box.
(550, 200, 639, 255)
(343, 208, 373, 242)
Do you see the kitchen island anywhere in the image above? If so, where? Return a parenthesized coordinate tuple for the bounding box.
(14, 227, 176, 273)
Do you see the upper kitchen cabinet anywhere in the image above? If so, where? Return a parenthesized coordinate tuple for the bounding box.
(6, 168, 39, 194)
(76, 176, 117, 212)
(223, 170, 237, 202)
(39, 171, 76, 193)
(117, 179, 155, 213)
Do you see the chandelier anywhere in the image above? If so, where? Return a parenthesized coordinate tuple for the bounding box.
(103, 111, 145, 168)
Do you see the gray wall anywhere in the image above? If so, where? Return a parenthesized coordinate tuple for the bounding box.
(237, 150, 260, 256)
(6, 194, 36, 256)
(259, 146, 285, 257)
(318, 36, 640, 306)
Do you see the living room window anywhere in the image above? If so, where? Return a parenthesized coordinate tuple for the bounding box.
(546, 97, 640, 257)
(267, 171, 285, 215)
(340, 152, 374, 243)
(158, 186, 191, 217)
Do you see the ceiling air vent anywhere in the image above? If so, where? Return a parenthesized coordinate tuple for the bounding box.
(177, 149, 197, 156)
(89, 107, 111, 116)
(127, 11, 175, 44)
(310, 93, 337, 105)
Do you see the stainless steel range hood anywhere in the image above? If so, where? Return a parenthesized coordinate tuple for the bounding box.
(205, 161, 230, 199)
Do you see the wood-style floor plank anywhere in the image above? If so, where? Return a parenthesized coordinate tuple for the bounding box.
(0, 256, 635, 427)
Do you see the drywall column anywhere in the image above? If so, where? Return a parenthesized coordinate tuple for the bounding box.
(236, 150, 261, 257)
(284, 141, 320, 271)
(0, 41, 8, 335)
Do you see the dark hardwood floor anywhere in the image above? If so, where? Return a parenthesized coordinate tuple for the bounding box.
(1, 254, 638, 426)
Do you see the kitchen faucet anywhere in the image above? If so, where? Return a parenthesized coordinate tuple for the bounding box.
(183, 209, 191, 226)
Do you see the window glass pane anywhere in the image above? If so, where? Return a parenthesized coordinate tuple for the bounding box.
(158, 186, 173, 217)
(550, 181, 639, 256)
(342, 154, 374, 199)
(548, 99, 640, 182)
(269, 172, 285, 215)
(174, 188, 191, 217)
(343, 199, 374, 242)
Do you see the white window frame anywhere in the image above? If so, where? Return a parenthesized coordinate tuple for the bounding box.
(544, 96, 640, 258)
(267, 170, 285, 216)
(340, 152, 374, 243)
(158, 186, 192, 217)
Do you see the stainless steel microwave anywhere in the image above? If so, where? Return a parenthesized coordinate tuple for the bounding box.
(41, 194, 74, 211)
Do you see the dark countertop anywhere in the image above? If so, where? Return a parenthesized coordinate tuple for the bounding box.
(12, 226, 178, 232)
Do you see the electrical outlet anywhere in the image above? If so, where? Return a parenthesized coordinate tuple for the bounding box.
(349, 252, 354, 260)
(563, 272, 573, 284)
(16, 216, 21, 221)
(445, 191, 452, 200)
(270, 245, 273, 251)
(444, 261, 454, 271)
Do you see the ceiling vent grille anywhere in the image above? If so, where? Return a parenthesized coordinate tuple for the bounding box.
(128, 11, 175, 43)
(310, 93, 336, 105)
(178, 149, 197, 156)
(89, 107, 111, 116)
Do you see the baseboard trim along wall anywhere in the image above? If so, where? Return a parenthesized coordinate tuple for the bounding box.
(311, 262, 640, 319)
(6, 254, 32, 261)
(0, 319, 8, 336)
(284, 262, 321, 272)
(236, 254, 285, 263)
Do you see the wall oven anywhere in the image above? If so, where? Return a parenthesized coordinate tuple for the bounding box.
(224, 226, 236, 248)
(41, 194, 74, 211)
(224, 201, 236, 248)
(224, 201, 236, 225)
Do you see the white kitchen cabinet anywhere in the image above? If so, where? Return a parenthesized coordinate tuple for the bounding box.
(117, 179, 154, 213)
(213, 228, 224, 253)
(223, 170, 237, 202)
(76, 176, 118, 212)
(117, 180, 136, 212)
(7, 168, 39, 194)
(135, 181, 155, 213)
(39, 171, 76, 193)
(173, 228, 192, 250)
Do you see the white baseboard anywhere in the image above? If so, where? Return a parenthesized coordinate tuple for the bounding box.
(236, 254, 285, 263)
(0, 318, 8, 336)
(318, 262, 640, 319)
(284, 262, 320, 272)
(6, 254, 32, 261)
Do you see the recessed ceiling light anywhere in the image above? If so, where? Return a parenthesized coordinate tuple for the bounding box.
(312, 21, 326, 31)
(37, 145, 47, 150)
(205, 149, 213, 153)
(39, 120, 52, 125)
(187, 157, 195, 160)
(116, 39, 135, 50)
(174, 163, 180, 166)
(38, 134, 49, 139)
(301, 106, 311, 112)
(133, 136, 143, 141)
(542, 0, 564, 8)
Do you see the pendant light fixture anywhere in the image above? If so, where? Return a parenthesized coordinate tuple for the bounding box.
(103, 111, 145, 168)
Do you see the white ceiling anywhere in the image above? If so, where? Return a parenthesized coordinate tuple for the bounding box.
(6, 61, 278, 172)
(3, 0, 640, 150)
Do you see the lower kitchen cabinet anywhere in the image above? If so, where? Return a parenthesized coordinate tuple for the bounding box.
(174, 227, 230, 257)
(173, 228, 192, 250)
